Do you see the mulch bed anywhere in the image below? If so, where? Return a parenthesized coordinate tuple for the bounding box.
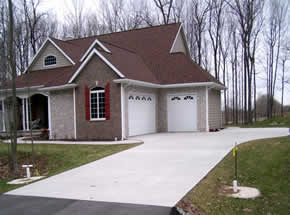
(0, 153, 49, 180)
(176, 199, 205, 215)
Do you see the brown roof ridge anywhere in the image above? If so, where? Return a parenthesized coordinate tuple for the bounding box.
(101, 40, 136, 54)
(51, 23, 181, 42)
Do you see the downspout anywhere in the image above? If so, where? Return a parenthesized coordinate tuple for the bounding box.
(120, 83, 125, 140)
(73, 88, 77, 140)
(205, 86, 209, 132)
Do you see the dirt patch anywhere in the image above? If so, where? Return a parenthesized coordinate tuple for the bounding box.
(176, 199, 205, 215)
(216, 184, 236, 196)
(0, 153, 49, 180)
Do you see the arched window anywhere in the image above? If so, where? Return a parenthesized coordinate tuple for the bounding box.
(90, 87, 106, 119)
(44, 55, 56, 66)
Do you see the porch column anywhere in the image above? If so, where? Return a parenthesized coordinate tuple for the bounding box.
(205, 86, 209, 132)
(22, 98, 26, 131)
(1, 100, 5, 132)
(25, 98, 29, 130)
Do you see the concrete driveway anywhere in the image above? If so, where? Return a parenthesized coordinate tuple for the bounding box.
(5, 128, 288, 207)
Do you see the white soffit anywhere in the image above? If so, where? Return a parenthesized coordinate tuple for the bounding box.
(80, 38, 111, 62)
(68, 48, 124, 83)
(114, 79, 226, 90)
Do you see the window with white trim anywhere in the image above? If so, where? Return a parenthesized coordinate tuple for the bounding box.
(90, 87, 106, 120)
(44, 55, 56, 66)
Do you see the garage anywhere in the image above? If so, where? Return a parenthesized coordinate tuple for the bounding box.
(128, 93, 156, 136)
(167, 94, 197, 132)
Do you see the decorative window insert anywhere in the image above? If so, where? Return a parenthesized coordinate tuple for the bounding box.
(171, 96, 181, 101)
(44, 55, 56, 66)
(90, 87, 105, 120)
(184, 95, 194, 100)
(136, 96, 140, 100)
(147, 97, 152, 101)
(129, 95, 134, 100)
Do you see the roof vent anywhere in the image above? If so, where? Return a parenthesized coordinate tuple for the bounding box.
(63, 36, 74, 41)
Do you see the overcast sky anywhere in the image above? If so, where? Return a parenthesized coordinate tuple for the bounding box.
(37, 0, 290, 105)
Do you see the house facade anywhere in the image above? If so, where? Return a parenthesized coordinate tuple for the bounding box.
(0, 23, 224, 140)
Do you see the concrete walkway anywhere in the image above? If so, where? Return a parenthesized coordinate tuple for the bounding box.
(5, 128, 288, 207)
(4, 137, 142, 145)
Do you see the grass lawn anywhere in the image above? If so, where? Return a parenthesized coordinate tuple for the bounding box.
(0, 142, 140, 194)
(178, 136, 290, 215)
(239, 115, 290, 128)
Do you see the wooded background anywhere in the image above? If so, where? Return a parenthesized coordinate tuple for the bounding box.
(1, 0, 290, 125)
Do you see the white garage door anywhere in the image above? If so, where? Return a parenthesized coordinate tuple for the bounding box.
(167, 94, 197, 132)
(128, 94, 156, 136)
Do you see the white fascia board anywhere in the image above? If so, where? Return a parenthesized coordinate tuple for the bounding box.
(24, 38, 75, 73)
(23, 38, 50, 73)
(80, 39, 111, 62)
(68, 48, 125, 83)
(169, 24, 190, 56)
(48, 38, 75, 65)
(0, 85, 45, 93)
(38, 84, 78, 92)
(169, 25, 182, 53)
(113, 79, 226, 89)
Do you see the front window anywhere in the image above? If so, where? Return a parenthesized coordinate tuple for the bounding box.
(44, 55, 56, 66)
(90, 87, 105, 120)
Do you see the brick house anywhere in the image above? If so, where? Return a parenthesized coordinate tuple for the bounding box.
(0, 23, 224, 140)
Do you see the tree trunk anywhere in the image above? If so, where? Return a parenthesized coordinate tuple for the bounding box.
(8, 0, 18, 178)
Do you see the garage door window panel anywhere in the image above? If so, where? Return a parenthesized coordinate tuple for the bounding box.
(90, 87, 105, 120)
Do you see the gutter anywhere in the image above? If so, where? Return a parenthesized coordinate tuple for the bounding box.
(113, 79, 226, 90)
(0, 85, 45, 93)
(38, 84, 78, 92)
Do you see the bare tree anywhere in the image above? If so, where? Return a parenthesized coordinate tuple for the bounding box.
(153, 0, 174, 24)
(227, 0, 265, 123)
(280, 47, 289, 116)
(208, 0, 225, 81)
(265, 0, 288, 118)
(8, 0, 19, 178)
(63, 0, 85, 38)
(185, 0, 210, 65)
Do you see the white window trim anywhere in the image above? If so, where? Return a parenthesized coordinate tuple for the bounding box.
(43, 55, 57, 67)
(90, 89, 106, 121)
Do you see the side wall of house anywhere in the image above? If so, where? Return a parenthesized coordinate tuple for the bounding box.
(50, 89, 75, 139)
(74, 55, 122, 140)
(158, 87, 207, 132)
(208, 89, 222, 129)
(30, 43, 72, 71)
(123, 85, 158, 137)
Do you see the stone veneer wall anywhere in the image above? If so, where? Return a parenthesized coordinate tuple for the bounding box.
(74, 55, 122, 140)
(158, 87, 207, 132)
(208, 89, 222, 129)
(50, 89, 75, 139)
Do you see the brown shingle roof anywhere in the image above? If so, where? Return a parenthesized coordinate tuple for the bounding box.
(2, 23, 221, 89)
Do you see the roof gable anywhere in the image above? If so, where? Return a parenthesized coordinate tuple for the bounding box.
(68, 48, 124, 83)
(26, 38, 75, 73)
(80, 39, 111, 62)
(170, 25, 190, 56)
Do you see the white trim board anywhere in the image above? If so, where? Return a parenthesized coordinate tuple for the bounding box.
(68, 48, 125, 83)
(80, 39, 111, 62)
(114, 79, 226, 90)
(169, 24, 190, 56)
(24, 38, 75, 73)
